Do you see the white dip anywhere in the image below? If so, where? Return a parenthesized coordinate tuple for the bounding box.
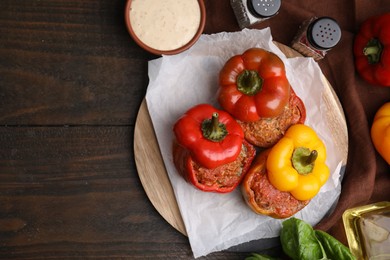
(129, 0, 201, 51)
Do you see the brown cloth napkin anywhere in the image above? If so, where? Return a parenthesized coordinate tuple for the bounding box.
(203, 0, 390, 246)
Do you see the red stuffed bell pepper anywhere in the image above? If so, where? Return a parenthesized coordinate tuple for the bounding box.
(354, 13, 390, 87)
(173, 104, 256, 193)
(218, 48, 306, 148)
(218, 47, 291, 122)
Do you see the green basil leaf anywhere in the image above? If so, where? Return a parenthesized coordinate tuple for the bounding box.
(280, 218, 324, 260)
(245, 253, 280, 260)
(315, 230, 356, 260)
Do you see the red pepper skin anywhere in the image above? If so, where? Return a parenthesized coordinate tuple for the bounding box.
(173, 104, 244, 169)
(291, 88, 306, 124)
(354, 13, 390, 87)
(173, 139, 256, 193)
(218, 48, 291, 122)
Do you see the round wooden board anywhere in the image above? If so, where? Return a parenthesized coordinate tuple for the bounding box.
(133, 43, 348, 237)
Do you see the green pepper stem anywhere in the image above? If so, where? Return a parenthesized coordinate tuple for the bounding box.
(363, 38, 383, 64)
(306, 150, 318, 165)
(292, 147, 318, 175)
(201, 112, 228, 142)
(237, 70, 263, 96)
(212, 112, 219, 131)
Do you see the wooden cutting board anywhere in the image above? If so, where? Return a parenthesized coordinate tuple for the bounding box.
(133, 43, 348, 237)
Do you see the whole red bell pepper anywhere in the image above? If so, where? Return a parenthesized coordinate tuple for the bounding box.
(354, 13, 390, 87)
(218, 48, 291, 122)
(172, 104, 256, 193)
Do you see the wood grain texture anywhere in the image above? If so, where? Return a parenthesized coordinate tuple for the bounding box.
(134, 101, 187, 236)
(0, 127, 250, 259)
(0, 0, 153, 125)
(0, 1, 251, 258)
(134, 43, 348, 236)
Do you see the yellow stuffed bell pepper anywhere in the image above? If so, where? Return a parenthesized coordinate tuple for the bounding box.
(266, 124, 330, 201)
(371, 102, 390, 164)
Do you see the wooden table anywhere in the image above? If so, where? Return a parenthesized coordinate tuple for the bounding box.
(0, 1, 256, 259)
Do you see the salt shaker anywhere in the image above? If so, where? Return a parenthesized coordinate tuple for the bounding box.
(291, 17, 342, 60)
(230, 0, 281, 29)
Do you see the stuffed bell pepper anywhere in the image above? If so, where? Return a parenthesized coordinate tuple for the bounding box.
(218, 47, 306, 148)
(173, 104, 256, 193)
(241, 124, 329, 218)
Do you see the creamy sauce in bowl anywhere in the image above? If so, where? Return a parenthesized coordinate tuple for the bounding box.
(129, 0, 202, 52)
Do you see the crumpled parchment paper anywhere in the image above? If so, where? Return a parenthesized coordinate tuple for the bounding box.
(145, 28, 343, 258)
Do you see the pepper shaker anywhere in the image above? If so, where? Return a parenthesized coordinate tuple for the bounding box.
(291, 17, 342, 60)
(230, 0, 281, 29)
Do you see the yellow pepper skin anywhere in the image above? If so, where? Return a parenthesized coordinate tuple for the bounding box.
(371, 102, 390, 164)
(266, 124, 330, 201)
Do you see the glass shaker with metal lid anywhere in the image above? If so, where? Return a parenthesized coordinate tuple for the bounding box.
(231, 0, 281, 29)
(291, 17, 342, 60)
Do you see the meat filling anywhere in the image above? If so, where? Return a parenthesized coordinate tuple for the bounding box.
(238, 90, 305, 148)
(192, 143, 251, 188)
(249, 162, 309, 218)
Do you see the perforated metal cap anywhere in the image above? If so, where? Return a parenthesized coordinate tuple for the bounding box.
(248, 0, 281, 18)
(307, 17, 341, 50)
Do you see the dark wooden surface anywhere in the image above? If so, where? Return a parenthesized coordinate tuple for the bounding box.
(0, 1, 258, 259)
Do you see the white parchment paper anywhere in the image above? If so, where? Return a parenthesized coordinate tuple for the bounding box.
(145, 28, 343, 258)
